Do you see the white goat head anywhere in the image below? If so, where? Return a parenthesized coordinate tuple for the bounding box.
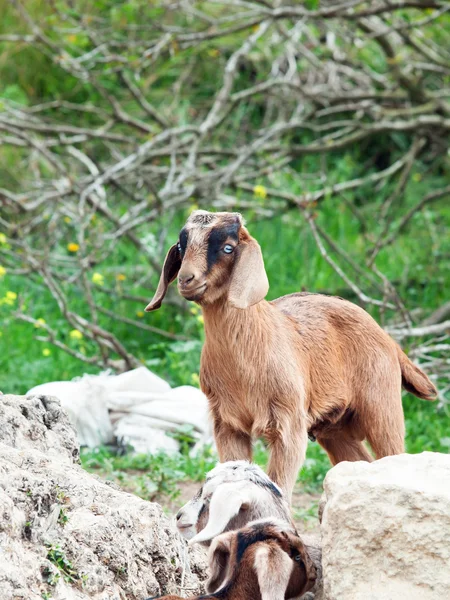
(176, 460, 293, 545)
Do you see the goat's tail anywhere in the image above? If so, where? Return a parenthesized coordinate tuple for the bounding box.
(397, 345, 437, 400)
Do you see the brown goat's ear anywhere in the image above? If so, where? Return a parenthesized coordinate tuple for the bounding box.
(254, 543, 295, 600)
(207, 533, 233, 593)
(228, 237, 269, 309)
(145, 244, 181, 312)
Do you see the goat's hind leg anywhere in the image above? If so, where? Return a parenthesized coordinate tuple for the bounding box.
(360, 387, 405, 459)
(316, 429, 373, 465)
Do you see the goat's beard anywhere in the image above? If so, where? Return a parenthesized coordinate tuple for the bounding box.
(182, 287, 207, 302)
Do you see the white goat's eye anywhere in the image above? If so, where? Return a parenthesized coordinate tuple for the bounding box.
(223, 244, 234, 254)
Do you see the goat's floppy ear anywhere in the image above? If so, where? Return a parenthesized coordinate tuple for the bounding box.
(254, 544, 295, 600)
(206, 532, 233, 593)
(145, 244, 181, 312)
(228, 236, 269, 309)
(188, 483, 254, 545)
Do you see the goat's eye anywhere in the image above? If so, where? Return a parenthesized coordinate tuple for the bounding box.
(177, 242, 182, 253)
(223, 244, 234, 254)
(294, 554, 303, 562)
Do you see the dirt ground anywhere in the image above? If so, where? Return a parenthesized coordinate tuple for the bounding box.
(158, 480, 321, 534)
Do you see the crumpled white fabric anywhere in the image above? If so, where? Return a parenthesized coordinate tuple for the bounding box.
(27, 367, 211, 454)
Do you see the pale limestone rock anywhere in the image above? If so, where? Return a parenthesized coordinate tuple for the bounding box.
(321, 452, 450, 600)
(0, 394, 207, 600)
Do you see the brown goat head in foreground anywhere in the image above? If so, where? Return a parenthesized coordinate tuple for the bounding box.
(146, 210, 438, 500)
(145, 519, 316, 600)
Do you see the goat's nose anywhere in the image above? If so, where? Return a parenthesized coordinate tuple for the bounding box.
(178, 272, 195, 286)
(176, 510, 183, 521)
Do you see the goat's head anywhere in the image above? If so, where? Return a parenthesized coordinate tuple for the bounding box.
(207, 518, 316, 598)
(145, 210, 269, 312)
(175, 460, 290, 545)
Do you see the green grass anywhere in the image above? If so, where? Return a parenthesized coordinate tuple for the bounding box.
(81, 442, 218, 502)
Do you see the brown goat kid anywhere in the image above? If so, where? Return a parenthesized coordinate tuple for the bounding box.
(146, 210, 437, 499)
(145, 519, 316, 600)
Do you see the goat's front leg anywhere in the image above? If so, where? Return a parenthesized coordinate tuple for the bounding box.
(266, 419, 308, 503)
(213, 419, 252, 462)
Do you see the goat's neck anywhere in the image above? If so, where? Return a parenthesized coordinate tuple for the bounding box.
(201, 299, 276, 349)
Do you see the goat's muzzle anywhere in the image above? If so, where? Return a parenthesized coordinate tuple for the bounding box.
(177, 269, 207, 300)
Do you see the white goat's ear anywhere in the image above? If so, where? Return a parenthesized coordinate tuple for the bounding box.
(145, 244, 181, 312)
(206, 532, 233, 593)
(188, 484, 250, 545)
(228, 236, 269, 309)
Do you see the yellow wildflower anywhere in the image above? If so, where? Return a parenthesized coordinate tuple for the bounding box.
(0, 233, 7, 244)
(190, 305, 200, 315)
(207, 49, 220, 58)
(0, 265, 6, 278)
(34, 318, 46, 328)
(197, 314, 204, 325)
(253, 185, 267, 200)
(190, 373, 200, 386)
(67, 243, 80, 253)
(91, 272, 104, 286)
(2, 291, 17, 306)
(69, 329, 83, 340)
(116, 273, 126, 282)
(42, 348, 51, 357)
(64, 216, 71, 224)
(136, 311, 144, 318)
(412, 173, 422, 183)
(190, 203, 199, 213)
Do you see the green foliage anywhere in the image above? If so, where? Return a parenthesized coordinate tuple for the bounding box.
(293, 501, 320, 526)
(45, 543, 79, 585)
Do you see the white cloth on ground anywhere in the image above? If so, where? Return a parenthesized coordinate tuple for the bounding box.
(27, 367, 211, 454)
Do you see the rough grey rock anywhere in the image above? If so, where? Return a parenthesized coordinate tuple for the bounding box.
(0, 393, 79, 462)
(321, 452, 450, 600)
(0, 394, 207, 600)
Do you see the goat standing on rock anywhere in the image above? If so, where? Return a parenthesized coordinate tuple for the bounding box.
(146, 210, 437, 500)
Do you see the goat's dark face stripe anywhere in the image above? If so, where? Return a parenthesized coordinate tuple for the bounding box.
(197, 501, 207, 520)
(179, 227, 188, 256)
(206, 223, 239, 272)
